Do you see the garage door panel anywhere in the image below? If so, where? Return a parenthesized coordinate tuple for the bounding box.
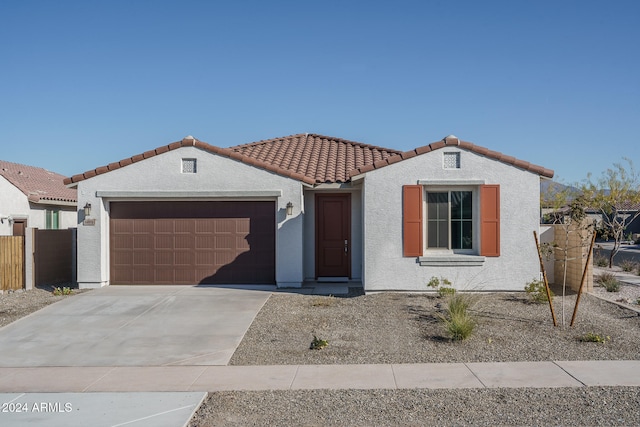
(195, 219, 215, 233)
(174, 219, 195, 234)
(154, 220, 174, 234)
(133, 235, 152, 249)
(110, 201, 275, 285)
(174, 235, 194, 250)
(133, 251, 153, 266)
(155, 235, 173, 249)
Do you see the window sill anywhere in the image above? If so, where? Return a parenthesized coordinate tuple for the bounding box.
(419, 254, 485, 267)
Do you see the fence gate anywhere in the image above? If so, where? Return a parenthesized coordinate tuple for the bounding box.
(34, 229, 74, 286)
(0, 236, 24, 291)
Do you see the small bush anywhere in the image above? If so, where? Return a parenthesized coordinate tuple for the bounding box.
(578, 332, 610, 343)
(438, 287, 456, 297)
(427, 276, 455, 297)
(524, 279, 553, 303)
(595, 272, 620, 292)
(620, 259, 637, 273)
(594, 256, 609, 268)
(437, 293, 476, 341)
(310, 335, 329, 350)
(52, 287, 73, 296)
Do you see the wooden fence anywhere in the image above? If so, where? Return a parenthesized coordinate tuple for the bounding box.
(0, 236, 24, 291)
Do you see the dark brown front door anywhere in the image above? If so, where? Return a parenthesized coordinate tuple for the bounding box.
(109, 201, 275, 285)
(12, 220, 26, 237)
(316, 194, 351, 278)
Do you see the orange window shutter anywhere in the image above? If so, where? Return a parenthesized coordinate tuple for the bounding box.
(403, 185, 423, 257)
(480, 184, 500, 257)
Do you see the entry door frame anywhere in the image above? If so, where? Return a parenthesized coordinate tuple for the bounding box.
(315, 193, 351, 279)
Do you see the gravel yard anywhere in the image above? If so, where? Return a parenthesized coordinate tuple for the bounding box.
(192, 289, 640, 426)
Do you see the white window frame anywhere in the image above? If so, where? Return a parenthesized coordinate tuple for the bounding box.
(423, 185, 478, 255)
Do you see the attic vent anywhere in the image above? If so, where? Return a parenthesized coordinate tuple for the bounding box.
(443, 152, 461, 169)
(182, 158, 197, 174)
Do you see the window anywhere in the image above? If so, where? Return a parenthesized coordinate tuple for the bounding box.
(45, 209, 59, 229)
(403, 184, 500, 258)
(182, 158, 197, 173)
(427, 191, 473, 250)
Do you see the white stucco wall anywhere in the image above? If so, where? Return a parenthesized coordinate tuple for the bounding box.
(75, 146, 304, 288)
(362, 147, 542, 291)
(0, 176, 30, 235)
(28, 205, 78, 230)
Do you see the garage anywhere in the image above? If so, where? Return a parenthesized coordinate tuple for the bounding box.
(109, 201, 275, 285)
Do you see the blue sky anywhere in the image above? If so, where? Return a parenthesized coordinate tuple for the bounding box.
(1, 0, 638, 184)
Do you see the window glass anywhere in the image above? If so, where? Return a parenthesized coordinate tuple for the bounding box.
(427, 192, 449, 248)
(427, 190, 473, 250)
(45, 210, 60, 230)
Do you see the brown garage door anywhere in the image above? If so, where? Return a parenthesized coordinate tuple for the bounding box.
(110, 201, 275, 285)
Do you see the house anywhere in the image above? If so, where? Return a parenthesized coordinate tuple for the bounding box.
(0, 160, 77, 236)
(64, 134, 554, 291)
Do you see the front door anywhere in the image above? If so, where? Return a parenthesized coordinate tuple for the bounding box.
(316, 193, 351, 278)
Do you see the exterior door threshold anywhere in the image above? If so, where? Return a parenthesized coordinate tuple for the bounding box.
(317, 277, 350, 283)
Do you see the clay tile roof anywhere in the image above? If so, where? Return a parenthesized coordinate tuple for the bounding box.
(64, 133, 554, 186)
(0, 160, 77, 204)
(349, 137, 555, 179)
(230, 133, 402, 184)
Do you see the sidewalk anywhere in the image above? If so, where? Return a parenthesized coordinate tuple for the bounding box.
(1, 360, 639, 393)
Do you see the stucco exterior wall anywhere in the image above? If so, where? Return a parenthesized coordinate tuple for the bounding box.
(0, 176, 30, 235)
(362, 147, 542, 291)
(27, 205, 78, 230)
(75, 146, 304, 288)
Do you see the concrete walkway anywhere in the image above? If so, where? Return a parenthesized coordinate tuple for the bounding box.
(1, 362, 638, 427)
(1, 360, 639, 393)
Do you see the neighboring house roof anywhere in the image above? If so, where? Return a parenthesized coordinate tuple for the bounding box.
(64, 134, 554, 186)
(0, 160, 77, 204)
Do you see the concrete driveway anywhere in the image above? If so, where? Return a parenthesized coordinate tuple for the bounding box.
(0, 286, 271, 367)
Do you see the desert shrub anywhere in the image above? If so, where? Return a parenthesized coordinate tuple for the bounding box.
(619, 259, 637, 273)
(309, 335, 329, 350)
(524, 279, 554, 303)
(594, 256, 609, 268)
(437, 293, 476, 341)
(438, 286, 456, 297)
(595, 271, 620, 292)
(427, 276, 456, 297)
(52, 287, 73, 296)
(578, 332, 610, 343)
